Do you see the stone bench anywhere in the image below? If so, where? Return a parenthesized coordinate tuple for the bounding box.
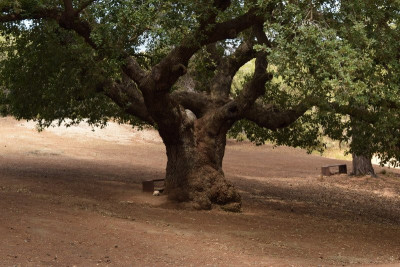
(321, 164, 347, 176)
(142, 179, 165, 193)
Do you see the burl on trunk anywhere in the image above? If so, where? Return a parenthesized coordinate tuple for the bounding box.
(162, 111, 241, 211)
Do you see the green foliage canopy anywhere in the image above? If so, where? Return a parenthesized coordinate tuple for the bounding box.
(1, 0, 400, 164)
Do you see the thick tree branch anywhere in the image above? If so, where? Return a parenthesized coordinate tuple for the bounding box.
(323, 102, 376, 124)
(57, 7, 97, 49)
(171, 91, 214, 118)
(0, 8, 60, 23)
(122, 55, 147, 85)
(246, 97, 395, 131)
(147, 8, 264, 93)
(63, 0, 74, 17)
(217, 24, 271, 123)
(0, 2, 97, 49)
(210, 38, 257, 99)
(207, 9, 264, 44)
(243, 98, 316, 130)
(103, 80, 154, 124)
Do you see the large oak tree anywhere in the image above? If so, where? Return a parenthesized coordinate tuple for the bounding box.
(1, 0, 400, 210)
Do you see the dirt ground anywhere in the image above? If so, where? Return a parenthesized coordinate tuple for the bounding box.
(0, 117, 400, 266)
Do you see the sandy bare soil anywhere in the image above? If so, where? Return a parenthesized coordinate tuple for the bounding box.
(1, 116, 400, 266)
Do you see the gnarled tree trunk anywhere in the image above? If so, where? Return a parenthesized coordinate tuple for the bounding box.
(352, 153, 376, 177)
(161, 112, 241, 211)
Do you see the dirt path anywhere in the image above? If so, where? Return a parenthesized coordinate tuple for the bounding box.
(1, 117, 400, 266)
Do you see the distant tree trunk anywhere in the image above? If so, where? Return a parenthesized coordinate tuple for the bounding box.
(350, 115, 376, 177)
(352, 153, 376, 177)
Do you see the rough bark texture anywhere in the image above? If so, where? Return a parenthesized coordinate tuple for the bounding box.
(162, 110, 241, 211)
(352, 154, 376, 177)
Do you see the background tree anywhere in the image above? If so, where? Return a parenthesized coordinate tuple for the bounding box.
(331, 0, 400, 175)
(231, 0, 400, 176)
(1, 0, 400, 211)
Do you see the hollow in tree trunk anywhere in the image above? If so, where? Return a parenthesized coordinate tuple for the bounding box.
(352, 153, 376, 177)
